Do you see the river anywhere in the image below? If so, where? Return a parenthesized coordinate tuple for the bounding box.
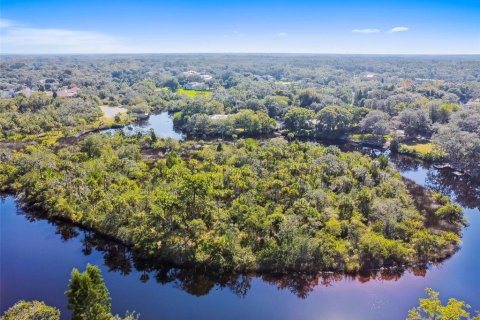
(1, 114, 479, 320)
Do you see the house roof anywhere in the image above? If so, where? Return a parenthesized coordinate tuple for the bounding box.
(56, 86, 80, 97)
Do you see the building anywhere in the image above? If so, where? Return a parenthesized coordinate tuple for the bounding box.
(200, 74, 213, 81)
(465, 98, 480, 108)
(182, 70, 200, 77)
(56, 86, 80, 98)
(209, 114, 229, 121)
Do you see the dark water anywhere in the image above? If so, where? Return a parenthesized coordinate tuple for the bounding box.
(1, 144, 479, 319)
(101, 112, 183, 140)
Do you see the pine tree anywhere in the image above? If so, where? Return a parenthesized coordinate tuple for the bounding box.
(65, 264, 112, 320)
(149, 128, 157, 144)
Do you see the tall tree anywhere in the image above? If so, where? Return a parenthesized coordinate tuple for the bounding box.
(66, 264, 112, 320)
(283, 107, 315, 132)
(298, 89, 321, 107)
(397, 108, 432, 138)
(164, 78, 179, 92)
(316, 106, 352, 135)
(359, 110, 391, 135)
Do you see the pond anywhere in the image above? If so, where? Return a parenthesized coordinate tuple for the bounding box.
(100, 112, 183, 140)
(1, 148, 479, 319)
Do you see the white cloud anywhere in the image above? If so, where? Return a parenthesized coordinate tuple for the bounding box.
(352, 28, 380, 34)
(388, 26, 409, 33)
(0, 19, 132, 53)
(0, 18, 15, 28)
(275, 32, 288, 37)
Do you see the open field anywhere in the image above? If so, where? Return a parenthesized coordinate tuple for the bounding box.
(100, 105, 128, 119)
(176, 88, 212, 97)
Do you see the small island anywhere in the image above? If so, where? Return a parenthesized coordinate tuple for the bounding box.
(1, 134, 466, 273)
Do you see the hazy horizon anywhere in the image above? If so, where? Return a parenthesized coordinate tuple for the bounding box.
(1, 53, 480, 56)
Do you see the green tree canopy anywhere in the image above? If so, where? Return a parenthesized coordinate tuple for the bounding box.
(408, 288, 479, 320)
(283, 107, 315, 132)
(66, 264, 112, 320)
(1, 300, 60, 320)
(316, 105, 353, 135)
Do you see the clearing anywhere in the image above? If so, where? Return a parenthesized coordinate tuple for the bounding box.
(100, 106, 128, 119)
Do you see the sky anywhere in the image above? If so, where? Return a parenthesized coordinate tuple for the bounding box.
(0, 0, 479, 54)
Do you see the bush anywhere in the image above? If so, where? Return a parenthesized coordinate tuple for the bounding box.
(435, 204, 466, 226)
(1, 300, 60, 320)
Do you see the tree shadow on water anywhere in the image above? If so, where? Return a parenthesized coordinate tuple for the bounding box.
(20, 187, 466, 300)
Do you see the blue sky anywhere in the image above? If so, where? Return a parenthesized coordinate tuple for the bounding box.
(1, 0, 479, 54)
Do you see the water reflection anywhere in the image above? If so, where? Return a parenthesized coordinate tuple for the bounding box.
(2, 146, 479, 313)
(424, 169, 480, 210)
(334, 142, 480, 210)
(29, 212, 253, 297)
(14, 205, 435, 300)
(101, 112, 184, 140)
(388, 153, 480, 210)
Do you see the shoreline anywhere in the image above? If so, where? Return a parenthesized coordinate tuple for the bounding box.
(3, 159, 461, 277)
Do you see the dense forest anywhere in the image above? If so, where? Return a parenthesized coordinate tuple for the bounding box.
(1, 55, 479, 319)
(1, 55, 478, 272)
(0, 133, 467, 272)
(1, 55, 479, 177)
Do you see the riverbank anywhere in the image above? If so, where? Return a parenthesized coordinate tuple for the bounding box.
(2, 136, 467, 274)
(8, 168, 462, 274)
(2, 139, 479, 320)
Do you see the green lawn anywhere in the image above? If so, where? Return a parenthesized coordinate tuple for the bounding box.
(176, 88, 212, 97)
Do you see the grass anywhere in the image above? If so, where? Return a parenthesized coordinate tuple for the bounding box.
(350, 133, 390, 140)
(350, 133, 374, 140)
(399, 142, 446, 161)
(20, 131, 65, 145)
(401, 143, 434, 154)
(155, 87, 212, 97)
(176, 88, 212, 97)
